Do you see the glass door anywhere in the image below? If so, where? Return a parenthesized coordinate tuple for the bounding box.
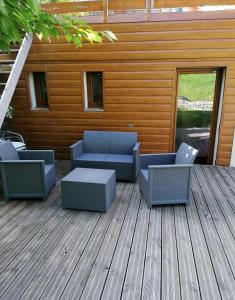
(175, 68, 223, 164)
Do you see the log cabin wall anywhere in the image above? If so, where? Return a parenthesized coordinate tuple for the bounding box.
(9, 10, 235, 165)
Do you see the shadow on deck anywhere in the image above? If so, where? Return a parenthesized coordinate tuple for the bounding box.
(0, 161, 234, 300)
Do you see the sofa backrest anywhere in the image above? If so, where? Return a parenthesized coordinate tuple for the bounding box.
(83, 131, 110, 154)
(0, 141, 19, 160)
(109, 132, 137, 154)
(83, 131, 137, 155)
(175, 143, 198, 165)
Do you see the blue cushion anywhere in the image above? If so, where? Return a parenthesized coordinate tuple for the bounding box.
(175, 143, 198, 165)
(103, 155, 133, 181)
(0, 141, 19, 160)
(140, 169, 148, 181)
(83, 131, 110, 154)
(104, 154, 133, 164)
(109, 132, 137, 154)
(77, 153, 108, 162)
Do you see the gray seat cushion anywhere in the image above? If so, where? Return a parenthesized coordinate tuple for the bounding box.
(77, 153, 108, 162)
(0, 141, 19, 160)
(104, 154, 133, 164)
(139, 169, 149, 200)
(83, 131, 110, 154)
(140, 169, 148, 182)
(75, 153, 107, 169)
(45, 164, 56, 195)
(175, 143, 199, 165)
(109, 132, 137, 154)
(103, 154, 133, 181)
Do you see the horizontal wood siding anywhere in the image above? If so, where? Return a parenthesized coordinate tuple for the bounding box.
(10, 16, 235, 164)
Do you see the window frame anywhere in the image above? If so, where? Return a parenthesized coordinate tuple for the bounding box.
(27, 70, 49, 111)
(83, 71, 104, 112)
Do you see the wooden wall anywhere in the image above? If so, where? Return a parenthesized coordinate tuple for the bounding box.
(10, 13, 235, 165)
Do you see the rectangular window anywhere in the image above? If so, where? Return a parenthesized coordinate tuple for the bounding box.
(28, 72, 48, 109)
(84, 72, 103, 110)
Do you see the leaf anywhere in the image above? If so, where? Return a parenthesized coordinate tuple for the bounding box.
(0, 0, 7, 16)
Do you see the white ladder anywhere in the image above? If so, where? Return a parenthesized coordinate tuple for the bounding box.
(0, 34, 33, 128)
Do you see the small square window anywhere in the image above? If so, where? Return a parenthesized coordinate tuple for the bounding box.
(84, 72, 103, 110)
(28, 72, 48, 110)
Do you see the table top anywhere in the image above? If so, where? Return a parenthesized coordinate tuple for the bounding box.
(62, 168, 116, 184)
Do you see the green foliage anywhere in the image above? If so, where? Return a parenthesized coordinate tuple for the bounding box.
(0, 0, 117, 51)
(177, 110, 211, 128)
(178, 73, 216, 102)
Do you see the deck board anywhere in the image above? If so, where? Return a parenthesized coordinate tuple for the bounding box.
(0, 161, 235, 300)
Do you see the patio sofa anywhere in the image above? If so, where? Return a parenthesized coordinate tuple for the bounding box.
(139, 143, 198, 207)
(70, 131, 140, 182)
(0, 140, 56, 201)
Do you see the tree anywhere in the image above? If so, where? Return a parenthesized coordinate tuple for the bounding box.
(0, 0, 117, 51)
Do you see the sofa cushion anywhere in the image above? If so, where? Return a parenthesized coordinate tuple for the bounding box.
(83, 131, 110, 154)
(175, 143, 198, 165)
(0, 141, 19, 160)
(77, 153, 107, 162)
(103, 154, 133, 181)
(104, 154, 133, 164)
(109, 132, 137, 155)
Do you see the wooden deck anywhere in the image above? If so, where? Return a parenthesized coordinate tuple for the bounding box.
(0, 161, 235, 300)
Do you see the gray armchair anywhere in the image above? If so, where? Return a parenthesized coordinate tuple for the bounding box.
(139, 143, 198, 207)
(0, 141, 56, 201)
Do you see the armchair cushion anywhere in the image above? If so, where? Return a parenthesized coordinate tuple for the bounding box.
(83, 131, 110, 154)
(109, 132, 137, 154)
(0, 141, 19, 160)
(45, 164, 56, 195)
(175, 143, 198, 164)
(18, 150, 54, 164)
(141, 153, 176, 169)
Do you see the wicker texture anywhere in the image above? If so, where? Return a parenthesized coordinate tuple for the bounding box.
(70, 131, 140, 182)
(61, 168, 116, 212)
(0, 141, 56, 201)
(139, 143, 198, 207)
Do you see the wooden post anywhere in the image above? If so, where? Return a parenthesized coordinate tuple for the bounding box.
(103, 0, 108, 23)
(146, 0, 152, 21)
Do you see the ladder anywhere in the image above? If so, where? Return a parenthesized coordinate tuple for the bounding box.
(0, 34, 33, 128)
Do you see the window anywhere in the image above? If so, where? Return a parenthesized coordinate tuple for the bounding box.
(84, 72, 103, 110)
(28, 72, 48, 109)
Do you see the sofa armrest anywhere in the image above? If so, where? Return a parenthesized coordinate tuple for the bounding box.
(133, 142, 140, 180)
(141, 153, 176, 169)
(18, 150, 54, 165)
(70, 140, 83, 160)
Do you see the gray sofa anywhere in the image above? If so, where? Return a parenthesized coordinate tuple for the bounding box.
(0, 141, 56, 201)
(70, 131, 140, 182)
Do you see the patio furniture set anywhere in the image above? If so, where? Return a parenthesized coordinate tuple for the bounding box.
(0, 130, 198, 211)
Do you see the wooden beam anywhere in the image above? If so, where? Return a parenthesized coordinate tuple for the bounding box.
(103, 0, 108, 23)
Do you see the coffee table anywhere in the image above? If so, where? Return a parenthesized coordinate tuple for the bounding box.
(61, 168, 116, 212)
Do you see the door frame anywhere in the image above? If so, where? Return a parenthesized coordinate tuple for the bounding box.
(173, 67, 225, 165)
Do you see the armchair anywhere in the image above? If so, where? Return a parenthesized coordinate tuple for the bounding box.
(139, 143, 198, 207)
(0, 141, 56, 201)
